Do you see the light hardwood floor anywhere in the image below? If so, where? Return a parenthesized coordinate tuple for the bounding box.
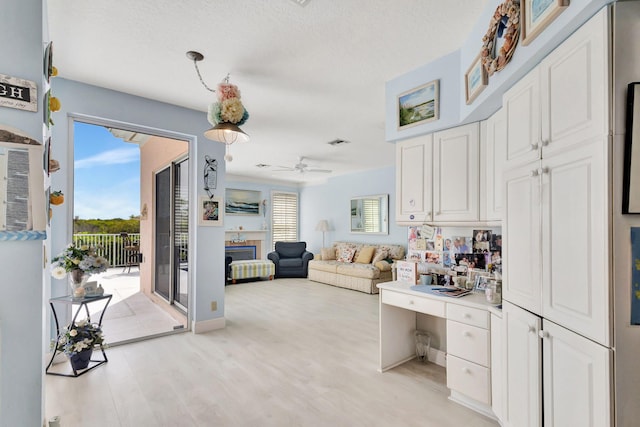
(46, 279, 499, 427)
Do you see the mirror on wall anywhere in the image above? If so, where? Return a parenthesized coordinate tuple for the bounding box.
(350, 194, 389, 235)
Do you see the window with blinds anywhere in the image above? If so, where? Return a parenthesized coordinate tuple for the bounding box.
(362, 198, 381, 232)
(271, 191, 298, 249)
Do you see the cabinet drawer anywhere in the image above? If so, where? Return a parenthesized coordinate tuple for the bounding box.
(447, 303, 489, 329)
(381, 291, 446, 317)
(447, 355, 491, 405)
(447, 320, 490, 367)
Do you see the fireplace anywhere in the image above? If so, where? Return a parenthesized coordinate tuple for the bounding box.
(225, 245, 257, 261)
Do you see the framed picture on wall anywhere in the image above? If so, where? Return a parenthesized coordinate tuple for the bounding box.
(199, 196, 223, 226)
(465, 53, 488, 104)
(623, 82, 640, 214)
(397, 79, 439, 130)
(225, 188, 261, 215)
(521, 0, 570, 46)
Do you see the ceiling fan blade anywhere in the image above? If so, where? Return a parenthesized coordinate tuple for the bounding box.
(306, 168, 332, 173)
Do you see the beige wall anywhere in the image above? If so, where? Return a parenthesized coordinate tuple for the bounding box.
(139, 135, 188, 296)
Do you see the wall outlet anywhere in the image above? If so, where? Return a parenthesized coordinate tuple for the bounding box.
(210, 301, 217, 311)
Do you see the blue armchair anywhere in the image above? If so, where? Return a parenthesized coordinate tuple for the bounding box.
(267, 241, 314, 278)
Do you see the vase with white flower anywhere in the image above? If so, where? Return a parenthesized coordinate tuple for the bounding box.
(53, 319, 105, 371)
(51, 243, 109, 298)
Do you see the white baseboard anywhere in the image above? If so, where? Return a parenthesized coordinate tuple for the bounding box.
(429, 348, 447, 367)
(192, 317, 225, 333)
(449, 390, 497, 421)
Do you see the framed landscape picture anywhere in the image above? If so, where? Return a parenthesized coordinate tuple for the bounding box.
(397, 80, 439, 130)
(521, 0, 570, 46)
(225, 188, 261, 215)
(465, 54, 488, 104)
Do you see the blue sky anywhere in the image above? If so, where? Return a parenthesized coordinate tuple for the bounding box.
(73, 122, 140, 219)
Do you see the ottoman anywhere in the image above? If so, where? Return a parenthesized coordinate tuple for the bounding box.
(230, 260, 275, 284)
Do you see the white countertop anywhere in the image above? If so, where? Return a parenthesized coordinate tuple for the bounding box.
(377, 280, 500, 311)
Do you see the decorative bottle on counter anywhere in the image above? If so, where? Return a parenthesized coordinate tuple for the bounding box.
(485, 280, 502, 304)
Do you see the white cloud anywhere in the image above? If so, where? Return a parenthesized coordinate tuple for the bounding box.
(75, 147, 139, 169)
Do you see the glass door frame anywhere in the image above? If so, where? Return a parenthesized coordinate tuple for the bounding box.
(67, 113, 195, 334)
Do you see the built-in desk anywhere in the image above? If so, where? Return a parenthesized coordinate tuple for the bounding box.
(377, 281, 498, 419)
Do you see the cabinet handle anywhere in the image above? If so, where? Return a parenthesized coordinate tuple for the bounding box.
(463, 313, 471, 319)
(463, 331, 471, 337)
(530, 143, 539, 151)
(528, 325, 536, 334)
(530, 169, 539, 177)
(409, 300, 414, 305)
(541, 140, 549, 147)
(538, 330, 549, 339)
(463, 368, 471, 374)
(409, 199, 415, 207)
(540, 167, 549, 175)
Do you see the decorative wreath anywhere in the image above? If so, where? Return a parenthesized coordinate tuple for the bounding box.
(481, 0, 520, 76)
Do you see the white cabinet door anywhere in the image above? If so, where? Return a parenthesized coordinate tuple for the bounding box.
(432, 122, 479, 222)
(395, 134, 432, 223)
(541, 320, 612, 427)
(540, 8, 608, 157)
(490, 312, 503, 423)
(503, 161, 542, 315)
(504, 67, 541, 169)
(502, 301, 541, 427)
(484, 108, 507, 221)
(541, 141, 610, 346)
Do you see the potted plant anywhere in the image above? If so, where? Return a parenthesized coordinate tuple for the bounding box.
(53, 319, 106, 371)
(51, 243, 109, 298)
(50, 190, 64, 205)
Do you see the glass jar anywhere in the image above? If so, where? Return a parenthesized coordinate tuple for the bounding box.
(485, 280, 502, 304)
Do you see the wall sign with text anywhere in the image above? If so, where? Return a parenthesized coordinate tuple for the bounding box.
(0, 74, 37, 112)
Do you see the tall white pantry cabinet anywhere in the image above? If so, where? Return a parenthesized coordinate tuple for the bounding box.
(500, 4, 640, 427)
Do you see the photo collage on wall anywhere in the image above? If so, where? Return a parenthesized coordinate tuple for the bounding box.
(407, 226, 502, 273)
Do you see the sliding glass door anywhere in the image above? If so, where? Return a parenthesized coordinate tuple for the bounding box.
(154, 157, 189, 311)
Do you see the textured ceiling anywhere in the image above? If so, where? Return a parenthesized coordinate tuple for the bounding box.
(47, 0, 488, 184)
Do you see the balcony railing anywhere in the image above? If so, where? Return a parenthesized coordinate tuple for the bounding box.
(72, 233, 140, 268)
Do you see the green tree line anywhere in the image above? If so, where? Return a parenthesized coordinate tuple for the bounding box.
(74, 216, 140, 234)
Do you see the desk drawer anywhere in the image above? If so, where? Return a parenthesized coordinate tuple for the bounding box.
(447, 320, 490, 367)
(447, 303, 489, 329)
(447, 355, 491, 405)
(381, 290, 446, 317)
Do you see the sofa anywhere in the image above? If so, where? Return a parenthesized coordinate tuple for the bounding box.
(308, 242, 405, 294)
(267, 241, 314, 278)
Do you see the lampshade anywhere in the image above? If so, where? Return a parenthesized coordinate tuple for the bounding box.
(204, 122, 250, 145)
(315, 220, 330, 232)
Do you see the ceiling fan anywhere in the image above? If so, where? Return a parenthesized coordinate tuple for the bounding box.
(274, 156, 332, 174)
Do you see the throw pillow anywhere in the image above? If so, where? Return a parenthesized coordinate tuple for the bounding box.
(336, 247, 356, 263)
(375, 261, 392, 272)
(355, 246, 376, 264)
(372, 248, 389, 264)
(321, 247, 336, 261)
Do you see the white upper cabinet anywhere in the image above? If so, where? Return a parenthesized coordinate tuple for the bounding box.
(504, 67, 542, 169)
(502, 8, 611, 346)
(503, 9, 608, 169)
(433, 122, 480, 222)
(395, 134, 432, 224)
(483, 108, 507, 221)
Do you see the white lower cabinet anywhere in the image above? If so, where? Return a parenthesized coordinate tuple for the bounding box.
(490, 312, 503, 422)
(502, 301, 612, 427)
(446, 304, 492, 408)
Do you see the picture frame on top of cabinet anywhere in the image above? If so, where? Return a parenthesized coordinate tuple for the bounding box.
(465, 53, 488, 104)
(623, 82, 640, 214)
(521, 0, 570, 46)
(397, 80, 439, 130)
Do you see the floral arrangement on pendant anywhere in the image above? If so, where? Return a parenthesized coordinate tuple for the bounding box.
(207, 81, 250, 126)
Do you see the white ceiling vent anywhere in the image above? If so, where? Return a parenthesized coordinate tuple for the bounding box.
(327, 139, 350, 146)
(289, 0, 311, 6)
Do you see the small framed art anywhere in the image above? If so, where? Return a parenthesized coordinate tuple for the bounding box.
(465, 54, 488, 104)
(623, 82, 640, 214)
(397, 80, 439, 130)
(199, 196, 223, 226)
(521, 0, 570, 46)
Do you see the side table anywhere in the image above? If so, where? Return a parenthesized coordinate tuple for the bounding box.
(46, 294, 112, 377)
